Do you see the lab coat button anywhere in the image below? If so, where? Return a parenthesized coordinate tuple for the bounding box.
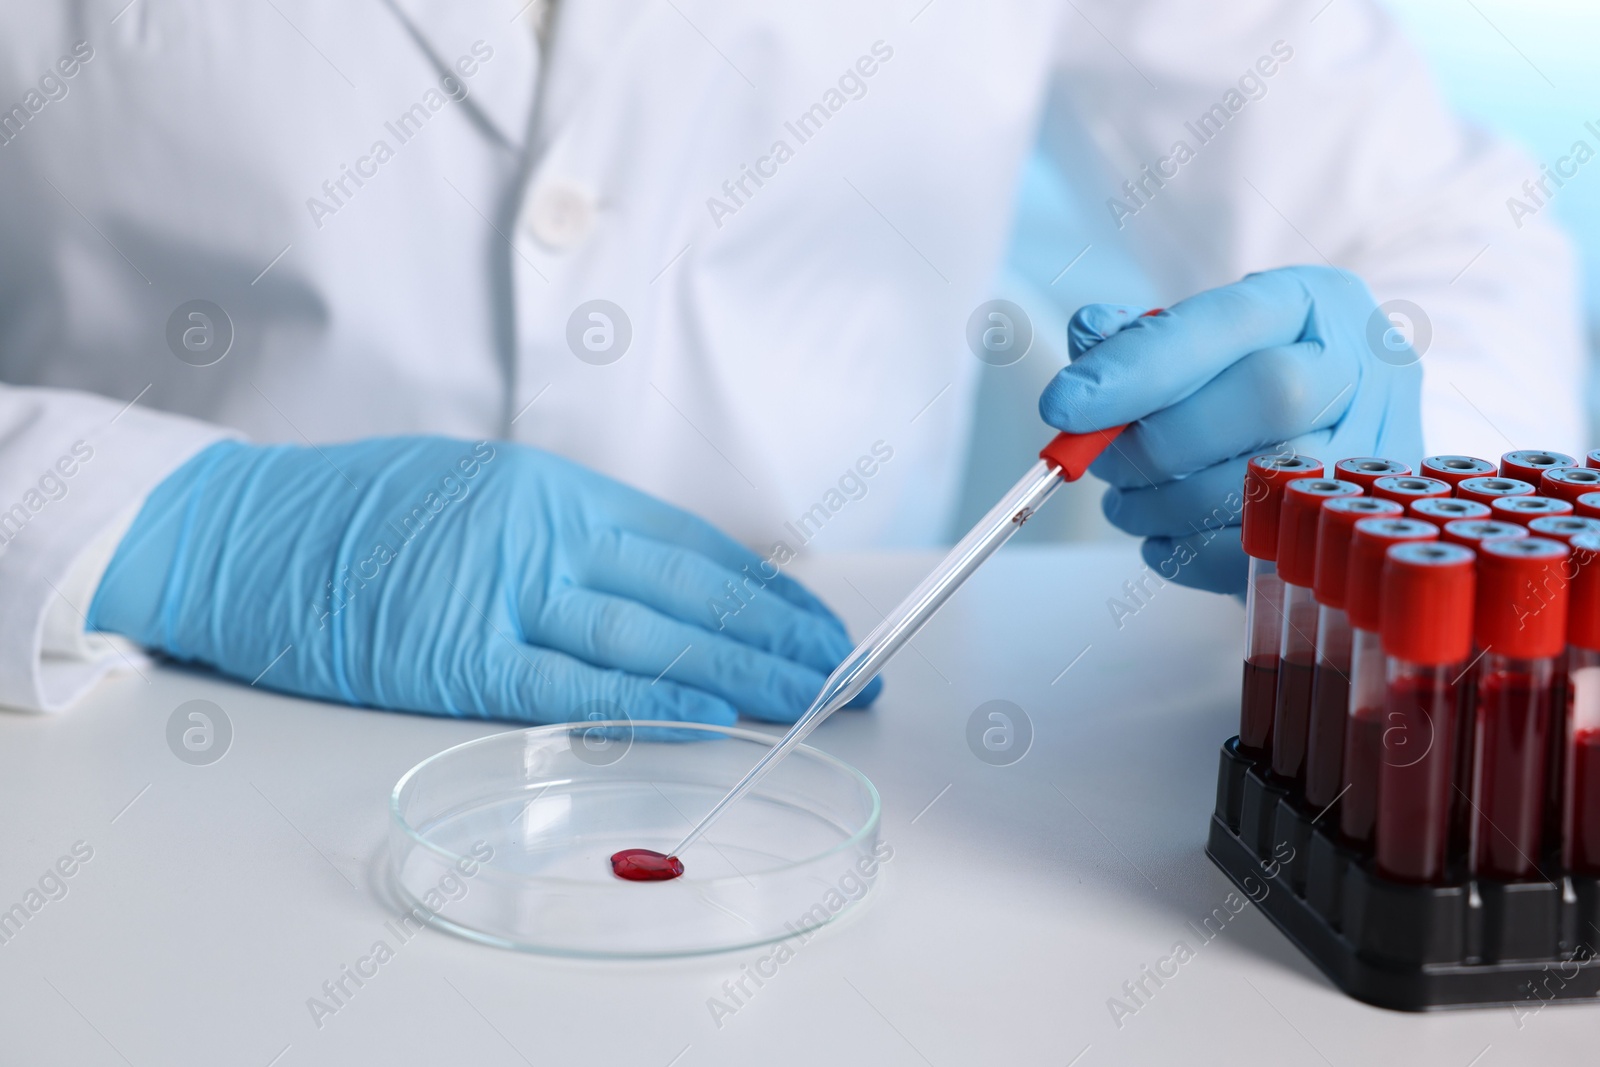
(526, 180, 597, 250)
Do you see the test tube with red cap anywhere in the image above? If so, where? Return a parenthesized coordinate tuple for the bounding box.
(1563, 531, 1600, 875)
(1502, 450, 1577, 485)
(1371, 475, 1451, 507)
(1527, 515, 1600, 545)
(1240, 454, 1324, 755)
(1339, 517, 1440, 849)
(1411, 497, 1490, 525)
(1441, 518, 1529, 549)
(1374, 541, 1476, 884)
(1577, 493, 1600, 521)
(1457, 476, 1537, 507)
(1334, 458, 1410, 492)
(1272, 478, 1364, 789)
(1527, 516, 1600, 849)
(1468, 538, 1570, 880)
(1421, 455, 1497, 490)
(1588, 451, 1600, 470)
(1303, 496, 1404, 811)
(1438, 517, 1526, 848)
(1541, 467, 1600, 503)
(1442, 519, 1529, 840)
(1491, 495, 1574, 527)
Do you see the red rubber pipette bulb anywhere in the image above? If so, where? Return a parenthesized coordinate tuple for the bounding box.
(1036, 309, 1163, 480)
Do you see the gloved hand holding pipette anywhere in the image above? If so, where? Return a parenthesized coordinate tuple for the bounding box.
(86, 437, 879, 726)
(1038, 265, 1425, 595)
(660, 266, 1430, 857)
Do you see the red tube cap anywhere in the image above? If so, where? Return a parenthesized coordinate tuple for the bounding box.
(1347, 517, 1440, 632)
(1474, 537, 1569, 660)
(1577, 492, 1600, 520)
(1278, 478, 1363, 587)
(1569, 531, 1600, 651)
(1039, 427, 1126, 481)
(1527, 515, 1600, 545)
(1243, 454, 1323, 560)
(1501, 450, 1577, 484)
(1371, 475, 1451, 506)
(1314, 496, 1404, 609)
(1541, 466, 1600, 503)
(1381, 541, 1476, 666)
(1587, 450, 1600, 471)
(1410, 497, 1490, 524)
(1490, 495, 1574, 527)
(1334, 457, 1410, 492)
(1441, 518, 1528, 549)
(1457, 476, 1536, 505)
(1420, 455, 1496, 489)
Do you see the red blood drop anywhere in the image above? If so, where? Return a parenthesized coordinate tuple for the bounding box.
(610, 849, 684, 882)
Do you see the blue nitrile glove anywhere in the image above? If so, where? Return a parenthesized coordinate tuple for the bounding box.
(1038, 266, 1423, 595)
(86, 437, 880, 724)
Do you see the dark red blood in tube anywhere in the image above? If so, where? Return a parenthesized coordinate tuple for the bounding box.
(1471, 669, 1554, 879)
(1272, 656, 1318, 785)
(1375, 670, 1464, 883)
(1240, 655, 1279, 752)
(1305, 666, 1351, 809)
(610, 849, 685, 881)
(1571, 728, 1600, 874)
(1341, 705, 1384, 846)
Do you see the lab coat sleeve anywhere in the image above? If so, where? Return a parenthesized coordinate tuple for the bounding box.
(0, 385, 231, 712)
(1047, 0, 1585, 456)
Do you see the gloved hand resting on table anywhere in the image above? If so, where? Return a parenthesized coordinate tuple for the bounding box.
(87, 437, 879, 724)
(1039, 265, 1423, 595)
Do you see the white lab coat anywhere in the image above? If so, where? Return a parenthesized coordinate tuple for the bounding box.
(0, 0, 1583, 711)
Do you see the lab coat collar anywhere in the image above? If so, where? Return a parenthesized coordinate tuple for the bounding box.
(381, 0, 538, 151)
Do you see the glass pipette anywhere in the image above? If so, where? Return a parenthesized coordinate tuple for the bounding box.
(670, 425, 1126, 858)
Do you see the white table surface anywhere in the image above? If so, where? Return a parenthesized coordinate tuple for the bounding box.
(0, 544, 1592, 1067)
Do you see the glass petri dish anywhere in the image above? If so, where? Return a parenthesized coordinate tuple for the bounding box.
(389, 721, 883, 958)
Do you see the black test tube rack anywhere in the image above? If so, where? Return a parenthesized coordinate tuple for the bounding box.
(1207, 737, 1600, 1011)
